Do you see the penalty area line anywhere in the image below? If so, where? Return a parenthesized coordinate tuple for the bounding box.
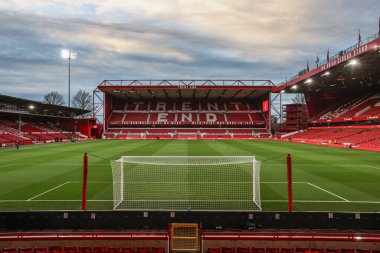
(0, 164, 13, 168)
(307, 182, 349, 202)
(27, 182, 71, 201)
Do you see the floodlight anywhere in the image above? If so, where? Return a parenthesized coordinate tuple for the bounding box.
(61, 49, 70, 59)
(321, 72, 330, 76)
(348, 59, 358, 65)
(304, 79, 312, 84)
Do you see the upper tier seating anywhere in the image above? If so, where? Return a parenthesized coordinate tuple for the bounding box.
(316, 93, 380, 122)
(108, 101, 266, 127)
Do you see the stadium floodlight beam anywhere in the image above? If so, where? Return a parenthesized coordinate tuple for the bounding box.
(61, 49, 77, 107)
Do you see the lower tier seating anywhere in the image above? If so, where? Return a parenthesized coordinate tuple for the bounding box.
(103, 128, 271, 140)
(287, 127, 380, 148)
(208, 248, 378, 253)
(0, 120, 86, 146)
(1, 247, 165, 253)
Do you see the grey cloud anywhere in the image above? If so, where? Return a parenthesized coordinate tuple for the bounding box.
(0, 0, 380, 102)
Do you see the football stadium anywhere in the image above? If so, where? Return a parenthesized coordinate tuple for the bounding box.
(0, 1, 379, 253)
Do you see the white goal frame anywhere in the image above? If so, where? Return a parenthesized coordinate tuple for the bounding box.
(110, 156, 261, 211)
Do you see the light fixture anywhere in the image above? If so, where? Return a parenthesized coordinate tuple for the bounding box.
(304, 79, 312, 84)
(321, 72, 330, 76)
(291, 85, 298, 90)
(280, 90, 285, 93)
(29, 105, 35, 109)
(348, 59, 358, 65)
(61, 49, 76, 59)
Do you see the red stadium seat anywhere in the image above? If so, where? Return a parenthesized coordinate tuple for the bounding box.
(19, 248, 33, 253)
(63, 247, 77, 253)
(237, 248, 250, 253)
(108, 248, 122, 253)
(356, 250, 370, 253)
(222, 248, 236, 253)
(340, 249, 354, 253)
(208, 248, 222, 253)
(78, 247, 92, 253)
(266, 248, 280, 253)
(295, 249, 309, 253)
(92, 247, 107, 253)
(281, 249, 294, 253)
(49, 246, 63, 252)
(35, 248, 49, 253)
(122, 248, 134, 253)
(2, 249, 17, 253)
(325, 249, 339, 253)
(251, 248, 265, 253)
(150, 248, 164, 253)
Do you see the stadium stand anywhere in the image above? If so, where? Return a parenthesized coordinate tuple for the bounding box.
(104, 100, 270, 140)
(285, 127, 380, 149)
(0, 94, 98, 147)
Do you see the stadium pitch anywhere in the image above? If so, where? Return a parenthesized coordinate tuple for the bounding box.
(0, 140, 379, 212)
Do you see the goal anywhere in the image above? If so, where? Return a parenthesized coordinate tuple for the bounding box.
(110, 156, 261, 211)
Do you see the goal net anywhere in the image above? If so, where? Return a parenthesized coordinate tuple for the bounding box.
(110, 156, 261, 211)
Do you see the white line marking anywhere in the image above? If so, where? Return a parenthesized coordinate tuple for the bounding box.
(27, 182, 71, 201)
(364, 165, 380, 170)
(307, 182, 349, 202)
(264, 200, 380, 203)
(263, 181, 307, 184)
(0, 164, 13, 168)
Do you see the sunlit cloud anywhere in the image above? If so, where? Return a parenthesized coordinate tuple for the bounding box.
(0, 0, 379, 103)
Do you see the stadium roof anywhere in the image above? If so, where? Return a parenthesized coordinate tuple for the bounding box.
(273, 33, 380, 93)
(0, 94, 90, 118)
(98, 80, 274, 100)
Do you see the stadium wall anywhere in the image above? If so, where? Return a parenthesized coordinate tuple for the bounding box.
(0, 211, 378, 231)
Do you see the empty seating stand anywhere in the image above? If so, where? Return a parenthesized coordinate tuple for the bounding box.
(208, 248, 377, 253)
(287, 127, 380, 150)
(0, 247, 166, 253)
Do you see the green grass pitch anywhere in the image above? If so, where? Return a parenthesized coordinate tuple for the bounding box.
(0, 140, 379, 212)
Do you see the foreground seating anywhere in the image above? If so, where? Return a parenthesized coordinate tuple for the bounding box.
(0, 247, 165, 253)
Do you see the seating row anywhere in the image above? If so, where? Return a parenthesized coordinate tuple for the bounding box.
(1, 247, 164, 253)
(208, 247, 379, 253)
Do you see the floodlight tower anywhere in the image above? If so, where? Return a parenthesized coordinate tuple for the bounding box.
(61, 49, 77, 107)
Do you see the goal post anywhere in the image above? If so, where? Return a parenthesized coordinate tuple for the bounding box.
(110, 156, 261, 211)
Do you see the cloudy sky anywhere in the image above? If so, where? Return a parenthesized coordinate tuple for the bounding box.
(0, 0, 379, 103)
